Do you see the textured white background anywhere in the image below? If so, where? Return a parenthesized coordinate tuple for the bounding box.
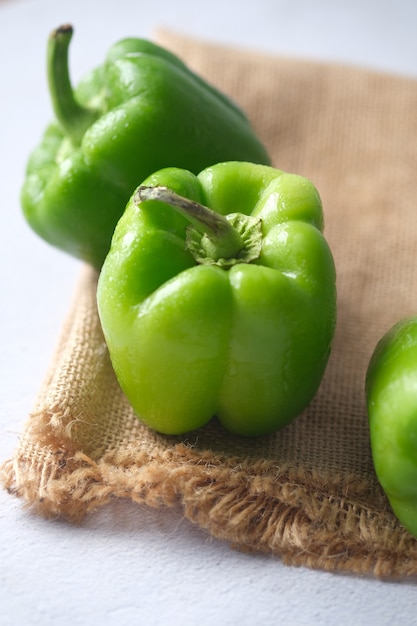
(1, 0, 417, 624)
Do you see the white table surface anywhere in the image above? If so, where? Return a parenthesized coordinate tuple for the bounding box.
(1, 0, 417, 624)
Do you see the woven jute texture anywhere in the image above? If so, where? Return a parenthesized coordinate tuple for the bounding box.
(3, 29, 417, 578)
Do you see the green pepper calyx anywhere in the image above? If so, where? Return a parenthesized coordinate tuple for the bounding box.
(135, 185, 262, 268)
(48, 24, 100, 146)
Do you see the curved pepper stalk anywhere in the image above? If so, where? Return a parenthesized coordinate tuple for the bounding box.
(47, 25, 100, 146)
(136, 185, 263, 267)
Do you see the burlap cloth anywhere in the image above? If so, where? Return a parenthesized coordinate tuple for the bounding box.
(3, 29, 417, 578)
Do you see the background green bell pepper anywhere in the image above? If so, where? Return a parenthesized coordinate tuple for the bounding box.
(97, 161, 337, 437)
(21, 25, 270, 269)
(366, 316, 417, 538)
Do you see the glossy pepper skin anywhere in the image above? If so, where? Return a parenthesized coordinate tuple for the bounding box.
(21, 25, 270, 269)
(97, 162, 337, 437)
(366, 317, 417, 538)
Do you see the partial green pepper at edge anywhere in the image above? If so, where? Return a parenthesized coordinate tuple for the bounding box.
(366, 317, 417, 538)
(21, 25, 270, 269)
(97, 161, 337, 437)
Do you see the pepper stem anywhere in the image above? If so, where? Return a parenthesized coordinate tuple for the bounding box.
(135, 185, 262, 268)
(47, 25, 99, 145)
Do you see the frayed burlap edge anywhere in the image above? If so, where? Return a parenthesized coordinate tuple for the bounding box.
(3, 439, 417, 579)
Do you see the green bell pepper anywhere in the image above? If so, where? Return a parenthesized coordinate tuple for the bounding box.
(97, 161, 337, 436)
(21, 25, 270, 269)
(366, 317, 417, 538)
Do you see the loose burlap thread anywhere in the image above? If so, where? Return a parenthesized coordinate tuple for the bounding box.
(3, 29, 417, 578)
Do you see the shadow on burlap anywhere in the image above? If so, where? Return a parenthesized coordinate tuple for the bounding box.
(3, 29, 417, 578)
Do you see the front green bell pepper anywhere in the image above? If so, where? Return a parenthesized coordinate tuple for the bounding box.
(366, 317, 417, 538)
(97, 161, 337, 437)
(21, 25, 270, 269)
